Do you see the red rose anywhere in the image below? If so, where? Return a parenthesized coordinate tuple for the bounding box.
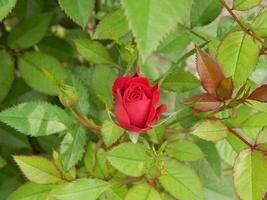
(112, 73, 167, 132)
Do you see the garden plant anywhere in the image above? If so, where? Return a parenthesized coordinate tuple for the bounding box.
(1, 0, 267, 200)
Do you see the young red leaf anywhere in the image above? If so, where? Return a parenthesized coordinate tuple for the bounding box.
(196, 47, 225, 94)
(184, 93, 223, 112)
(216, 77, 233, 100)
(248, 84, 267, 102)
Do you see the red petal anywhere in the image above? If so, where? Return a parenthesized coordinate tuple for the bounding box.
(125, 77, 150, 89)
(114, 89, 131, 127)
(125, 99, 151, 128)
(112, 77, 130, 96)
(196, 47, 225, 94)
(152, 104, 167, 123)
(146, 85, 160, 125)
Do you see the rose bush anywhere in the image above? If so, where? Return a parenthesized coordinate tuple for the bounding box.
(1, 0, 267, 200)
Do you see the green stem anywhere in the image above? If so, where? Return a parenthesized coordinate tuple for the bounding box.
(71, 106, 101, 134)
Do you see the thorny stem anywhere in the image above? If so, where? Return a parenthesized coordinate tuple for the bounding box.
(71, 106, 101, 134)
(219, 0, 267, 49)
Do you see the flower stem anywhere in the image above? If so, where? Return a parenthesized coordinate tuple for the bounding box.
(71, 106, 101, 134)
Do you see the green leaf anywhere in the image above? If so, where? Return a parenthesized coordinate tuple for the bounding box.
(121, 0, 193, 60)
(58, 0, 94, 29)
(233, 0, 262, 10)
(158, 26, 191, 58)
(55, 178, 111, 200)
(0, 101, 72, 136)
(125, 183, 161, 200)
(8, 182, 53, 200)
(216, 136, 238, 166)
(60, 125, 87, 171)
(251, 11, 267, 37)
(166, 140, 204, 161)
(101, 120, 124, 147)
(0, 0, 17, 21)
(75, 39, 114, 64)
(241, 112, 267, 138)
(159, 159, 204, 200)
(233, 149, 267, 200)
(192, 120, 228, 141)
(106, 143, 150, 177)
(84, 143, 113, 179)
(191, 0, 223, 27)
(13, 155, 61, 184)
(99, 185, 126, 200)
(147, 125, 165, 144)
(66, 72, 90, 115)
(255, 127, 267, 150)
(0, 156, 7, 168)
(161, 70, 200, 93)
(38, 36, 75, 61)
(0, 51, 14, 103)
(195, 140, 222, 176)
(95, 9, 129, 40)
(7, 13, 52, 49)
(18, 52, 67, 95)
(53, 151, 76, 181)
(192, 159, 238, 200)
(217, 31, 260, 88)
(92, 65, 116, 106)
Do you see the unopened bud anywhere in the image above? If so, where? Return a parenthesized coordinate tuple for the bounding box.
(59, 84, 79, 107)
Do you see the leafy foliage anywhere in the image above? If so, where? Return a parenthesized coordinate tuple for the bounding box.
(0, 101, 72, 136)
(1, 0, 267, 199)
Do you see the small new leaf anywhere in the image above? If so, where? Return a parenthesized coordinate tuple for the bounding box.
(184, 93, 223, 112)
(196, 47, 225, 95)
(216, 77, 234, 100)
(248, 84, 267, 103)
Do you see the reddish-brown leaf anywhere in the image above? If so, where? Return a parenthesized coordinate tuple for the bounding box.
(196, 47, 225, 94)
(216, 77, 233, 100)
(248, 84, 267, 102)
(184, 93, 223, 112)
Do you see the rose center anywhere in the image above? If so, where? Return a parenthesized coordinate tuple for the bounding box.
(127, 86, 144, 102)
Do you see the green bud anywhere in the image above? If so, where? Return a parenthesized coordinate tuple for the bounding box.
(59, 84, 79, 107)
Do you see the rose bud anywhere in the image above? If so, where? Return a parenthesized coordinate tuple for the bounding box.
(112, 73, 167, 132)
